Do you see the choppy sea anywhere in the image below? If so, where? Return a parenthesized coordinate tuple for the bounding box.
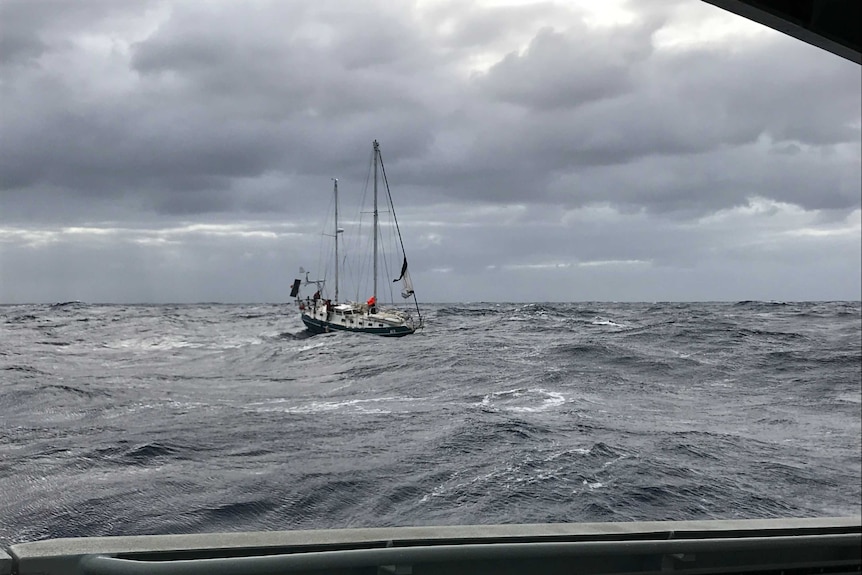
(1, 301, 860, 547)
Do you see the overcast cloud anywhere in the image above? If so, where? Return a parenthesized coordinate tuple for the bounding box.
(1, 0, 859, 303)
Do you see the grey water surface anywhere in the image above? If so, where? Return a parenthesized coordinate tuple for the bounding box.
(1, 301, 859, 546)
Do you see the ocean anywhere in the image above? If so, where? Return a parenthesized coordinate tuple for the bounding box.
(1, 301, 860, 547)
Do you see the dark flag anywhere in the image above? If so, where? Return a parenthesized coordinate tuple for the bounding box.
(289, 279, 301, 297)
(393, 257, 408, 282)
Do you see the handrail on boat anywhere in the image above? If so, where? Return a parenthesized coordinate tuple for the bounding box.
(6, 517, 860, 575)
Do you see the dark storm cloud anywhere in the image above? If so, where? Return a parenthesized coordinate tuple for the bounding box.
(1, 0, 446, 221)
(0, 25, 45, 66)
(0, 0, 859, 303)
(0, 0, 144, 64)
(2, 0, 859, 223)
(421, 28, 860, 212)
(476, 20, 657, 110)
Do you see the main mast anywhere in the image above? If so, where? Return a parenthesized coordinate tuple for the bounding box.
(333, 178, 339, 303)
(372, 140, 379, 304)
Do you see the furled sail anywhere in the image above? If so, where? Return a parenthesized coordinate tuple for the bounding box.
(400, 270, 415, 299)
(393, 256, 414, 298)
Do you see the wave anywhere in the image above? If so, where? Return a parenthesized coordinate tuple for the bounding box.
(2, 364, 49, 375)
(49, 300, 88, 310)
(435, 305, 502, 317)
(1, 301, 858, 545)
(479, 388, 566, 414)
(4, 313, 39, 323)
(733, 300, 788, 307)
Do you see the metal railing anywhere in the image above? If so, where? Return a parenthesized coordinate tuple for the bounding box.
(7, 517, 861, 575)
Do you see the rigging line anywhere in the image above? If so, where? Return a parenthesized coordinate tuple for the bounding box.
(349, 149, 376, 301)
(378, 148, 422, 324)
(377, 150, 408, 262)
(312, 188, 335, 297)
(381, 226, 395, 304)
(333, 165, 363, 302)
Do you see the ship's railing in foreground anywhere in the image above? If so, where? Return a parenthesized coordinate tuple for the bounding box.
(4, 517, 860, 575)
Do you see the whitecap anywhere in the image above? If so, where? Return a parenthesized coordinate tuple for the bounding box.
(591, 317, 624, 328)
(250, 396, 420, 415)
(480, 388, 565, 413)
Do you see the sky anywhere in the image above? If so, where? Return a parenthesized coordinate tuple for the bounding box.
(0, 0, 860, 304)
